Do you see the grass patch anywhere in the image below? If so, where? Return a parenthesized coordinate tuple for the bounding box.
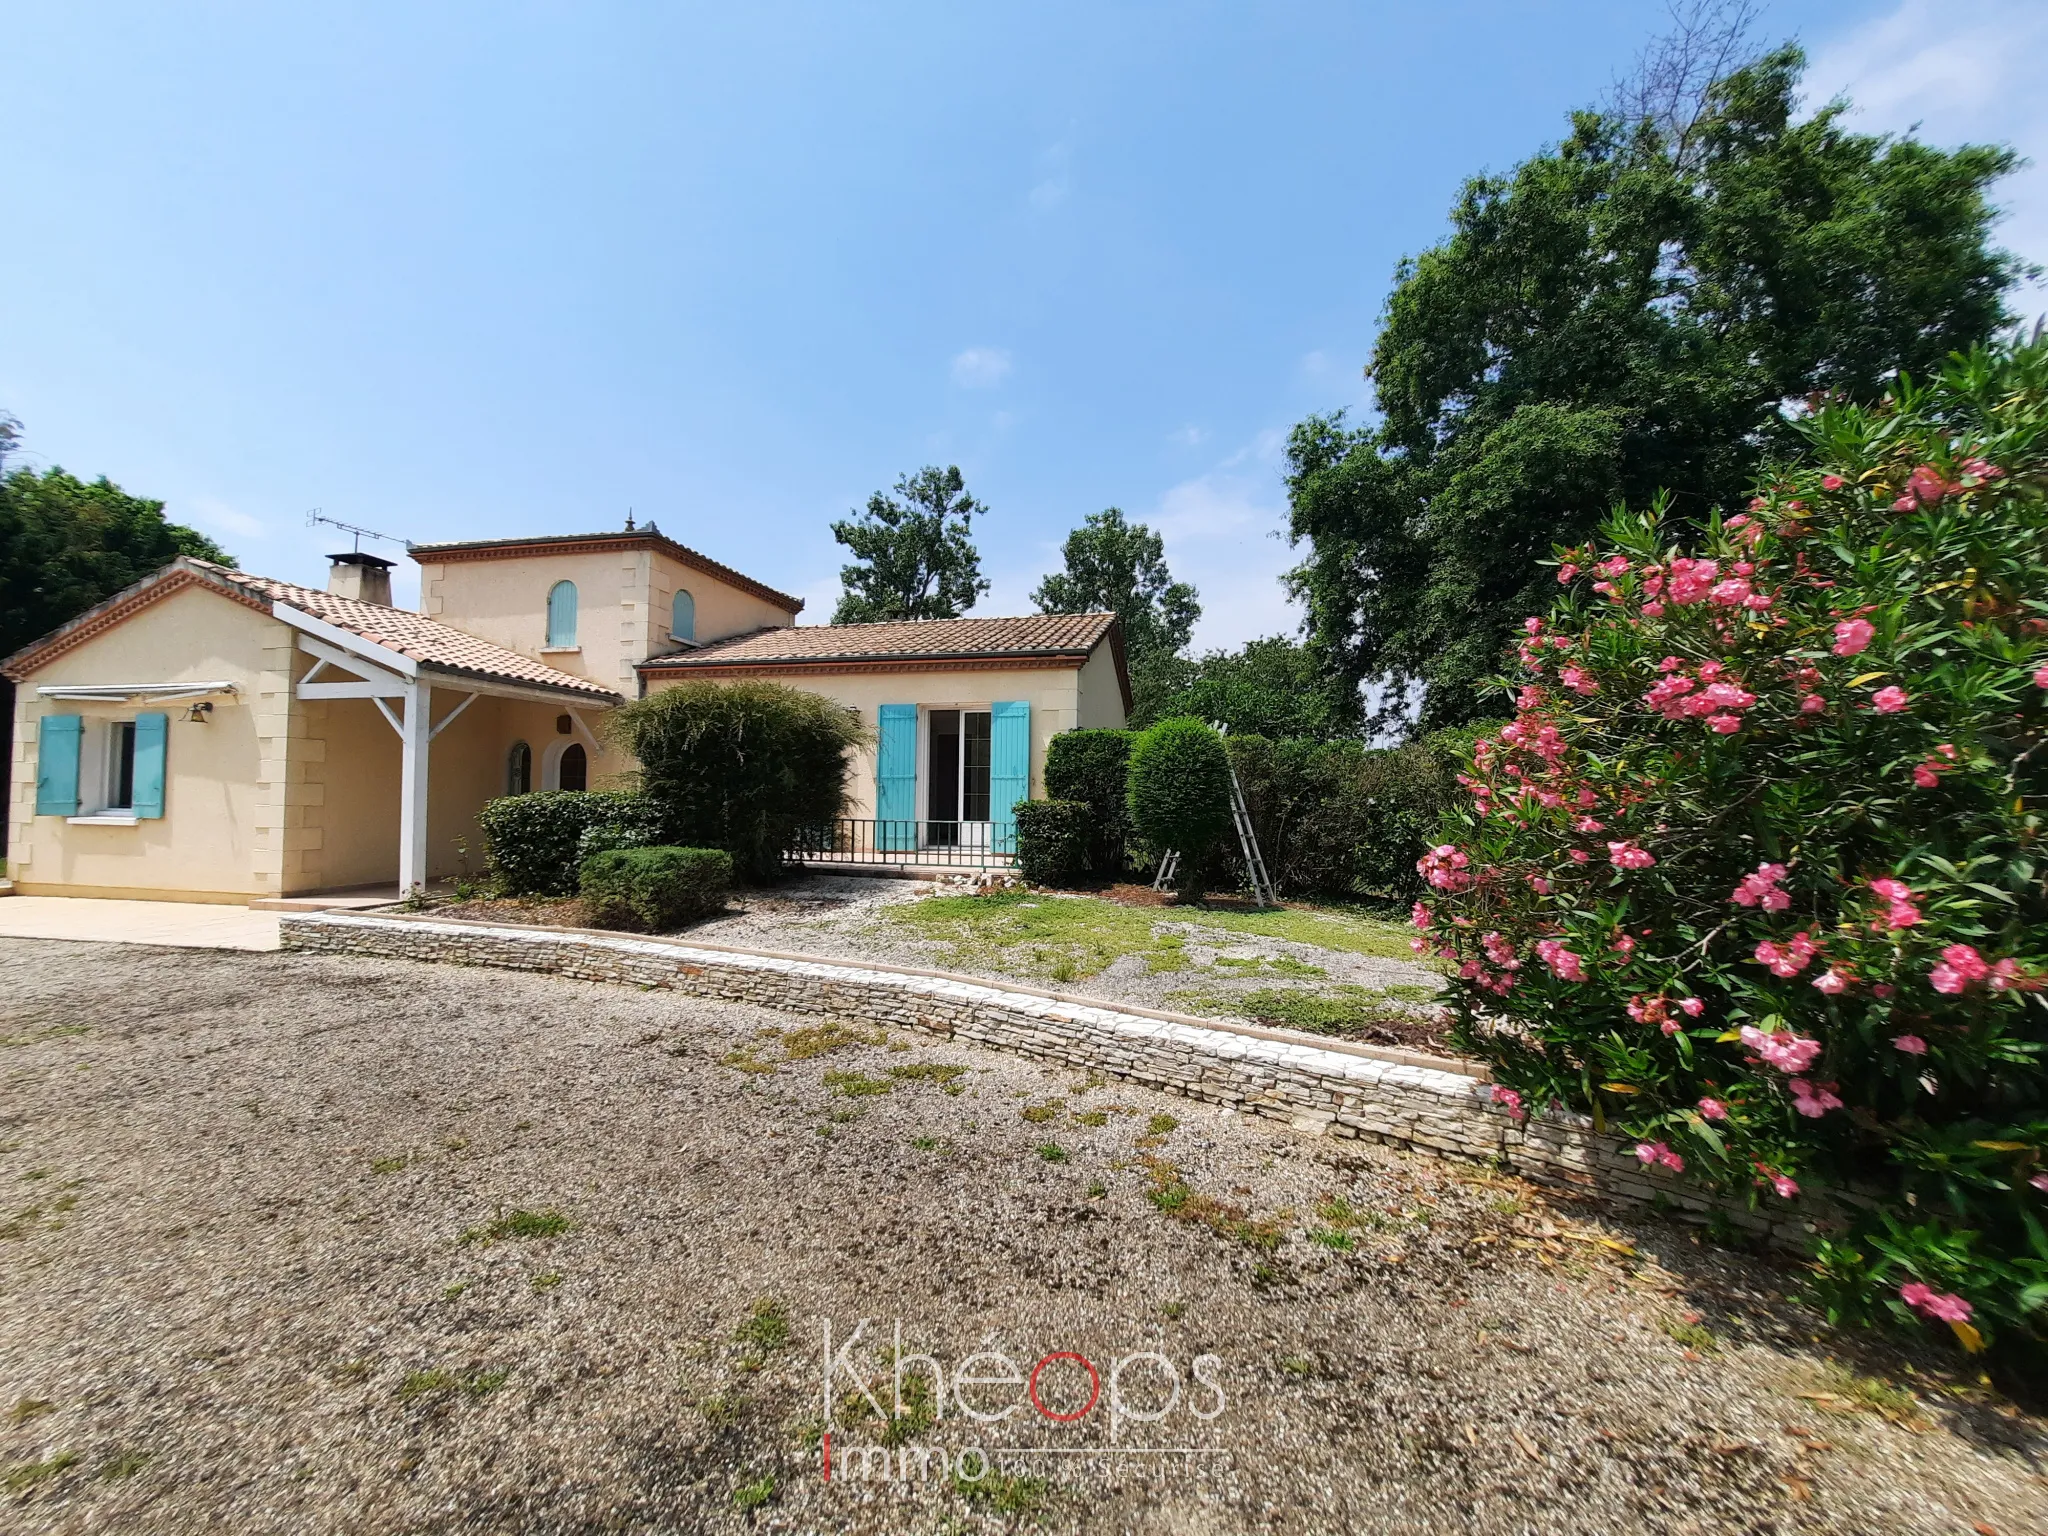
(0, 1024, 89, 1048)
(4, 1450, 79, 1493)
(732, 1473, 776, 1510)
(1020, 1100, 1063, 1124)
(699, 1392, 745, 1428)
(954, 1464, 1051, 1515)
(1036, 1143, 1069, 1163)
(909, 1136, 946, 1152)
(822, 1071, 893, 1098)
(8, 1397, 55, 1426)
(1165, 983, 1436, 1039)
(886, 1063, 969, 1090)
(1309, 1227, 1356, 1251)
(782, 1022, 886, 1059)
(735, 1298, 791, 1356)
(530, 1271, 563, 1293)
(1802, 1364, 1925, 1424)
(460, 1208, 571, 1245)
(1142, 1160, 1284, 1251)
(370, 1154, 410, 1175)
(1659, 1317, 1718, 1353)
(1071, 1110, 1108, 1128)
(1212, 953, 1327, 978)
(1172, 905, 1418, 959)
(96, 1449, 151, 1481)
(887, 890, 1186, 979)
(398, 1366, 509, 1400)
(1146, 1113, 1180, 1137)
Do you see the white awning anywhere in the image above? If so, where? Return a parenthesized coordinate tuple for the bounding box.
(35, 682, 240, 704)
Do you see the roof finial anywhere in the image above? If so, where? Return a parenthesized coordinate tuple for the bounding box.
(625, 509, 636, 532)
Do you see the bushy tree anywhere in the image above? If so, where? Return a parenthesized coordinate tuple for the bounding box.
(1285, 45, 2025, 735)
(1044, 728, 1137, 878)
(832, 465, 988, 623)
(611, 681, 868, 882)
(1126, 718, 1233, 901)
(1137, 636, 1360, 739)
(1419, 339, 2048, 1362)
(1032, 507, 1198, 698)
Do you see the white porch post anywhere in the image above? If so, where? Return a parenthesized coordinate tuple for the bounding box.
(398, 680, 432, 894)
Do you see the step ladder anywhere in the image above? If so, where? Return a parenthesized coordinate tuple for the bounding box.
(1150, 723, 1278, 908)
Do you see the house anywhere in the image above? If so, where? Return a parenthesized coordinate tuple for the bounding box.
(4, 525, 1128, 901)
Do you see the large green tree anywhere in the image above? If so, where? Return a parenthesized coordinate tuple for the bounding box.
(1285, 45, 2026, 732)
(1032, 506, 1199, 703)
(1136, 635, 1359, 739)
(831, 464, 988, 623)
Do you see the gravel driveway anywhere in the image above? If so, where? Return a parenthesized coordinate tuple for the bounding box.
(2, 937, 2043, 1534)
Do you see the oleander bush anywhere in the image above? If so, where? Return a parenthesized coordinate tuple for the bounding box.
(578, 846, 732, 932)
(1418, 339, 2048, 1363)
(1014, 799, 1093, 887)
(478, 789, 662, 896)
(1126, 718, 1233, 901)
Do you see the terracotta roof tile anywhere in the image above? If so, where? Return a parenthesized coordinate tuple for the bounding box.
(639, 612, 1119, 670)
(192, 562, 620, 699)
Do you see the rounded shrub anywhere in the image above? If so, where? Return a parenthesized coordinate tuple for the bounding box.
(1014, 799, 1093, 887)
(579, 846, 732, 932)
(478, 789, 660, 896)
(1420, 339, 2048, 1364)
(1125, 717, 1233, 900)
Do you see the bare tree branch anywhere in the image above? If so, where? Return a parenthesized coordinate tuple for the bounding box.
(1608, 0, 1766, 168)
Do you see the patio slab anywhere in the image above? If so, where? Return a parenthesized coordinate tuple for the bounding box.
(0, 896, 280, 951)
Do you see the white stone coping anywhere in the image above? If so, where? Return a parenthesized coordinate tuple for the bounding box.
(282, 910, 1491, 1104)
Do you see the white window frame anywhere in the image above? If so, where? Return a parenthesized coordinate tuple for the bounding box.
(918, 702, 994, 849)
(68, 714, 141, 825)
(541, 737, 590, 791)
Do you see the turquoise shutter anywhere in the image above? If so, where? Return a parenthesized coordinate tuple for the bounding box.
(989, 700, 1030, 854)
(35, 714, 83, 816)
(671, 588, 695, 642)
(547, 581, 578, 647)
(133, 711, 168, 819)
(875, 704, 918, 851)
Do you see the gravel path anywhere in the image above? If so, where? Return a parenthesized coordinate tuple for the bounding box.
(2, 937, 2044, 1534)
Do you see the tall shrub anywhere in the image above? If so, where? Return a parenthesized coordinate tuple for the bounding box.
(1126, 718, 1233, 901)
(1419, 340, 2048, 1362)
(478, 789, 660, 896)
(1044, 728, 1136, 877)
(611, 681, 868, 884)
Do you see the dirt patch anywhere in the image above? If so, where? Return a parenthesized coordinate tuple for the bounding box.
(1, 938, 2043, 1535)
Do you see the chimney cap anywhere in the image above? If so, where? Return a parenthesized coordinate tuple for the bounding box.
(328, 551, 396, 570)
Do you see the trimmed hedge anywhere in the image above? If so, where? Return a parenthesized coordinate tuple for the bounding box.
(1014, 799, 1093, 887)
(1126, 718, 1233, 900)
(579, 846, 732, 932)
(478, 790, 663, 896)
(1043, 728, 1136, 878)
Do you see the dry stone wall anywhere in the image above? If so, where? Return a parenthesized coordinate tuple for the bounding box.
(281, 911, 1828, 1247)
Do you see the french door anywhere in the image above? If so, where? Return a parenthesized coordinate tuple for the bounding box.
(926, 708, 992, 846)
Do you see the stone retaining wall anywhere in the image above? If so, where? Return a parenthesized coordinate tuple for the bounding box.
(280, 911, 1824, 1247)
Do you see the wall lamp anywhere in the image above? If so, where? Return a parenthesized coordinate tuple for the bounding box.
(186, 701, 214, 723)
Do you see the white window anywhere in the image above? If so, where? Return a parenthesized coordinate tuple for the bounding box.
(923, 706, 992, 847)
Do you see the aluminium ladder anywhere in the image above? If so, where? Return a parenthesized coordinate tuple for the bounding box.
(1150, 722, 1278, 908)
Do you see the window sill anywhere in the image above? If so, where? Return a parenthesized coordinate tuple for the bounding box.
(539, 646, 582, 655)
(67, 813, 138, 826)
(666, 636, 698, 647)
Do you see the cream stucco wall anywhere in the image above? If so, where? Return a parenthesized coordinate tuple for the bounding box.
(6, 584, 295, 901)
(1075, 642, 1130, 730)
(644, 663, 1099, 821)
(417, 542, 797, 702)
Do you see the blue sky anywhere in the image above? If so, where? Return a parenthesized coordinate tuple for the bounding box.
(5, 1, 2044, 648)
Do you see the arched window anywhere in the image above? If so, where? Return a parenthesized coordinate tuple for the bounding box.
(546, 581, 578, 648)
(670, 588, 696, 643)
(506, 740, 532, 795)
(558, 742, 587, 792)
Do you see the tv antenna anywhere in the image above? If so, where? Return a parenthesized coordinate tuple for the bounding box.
(304, 509, 411, 553)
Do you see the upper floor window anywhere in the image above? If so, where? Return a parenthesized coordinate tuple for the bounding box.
(546, 580, 578, 648)
(671, 588, 696, 643)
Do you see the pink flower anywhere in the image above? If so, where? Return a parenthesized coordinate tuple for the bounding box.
(2035, 663, 2048, 689)
(1811, 967, 1853, 996)
(1409, 936, 1429, 955)
(1912, 762, 1941, 789)
(2032, 1174, 2048, 1194)
(1569, 849, 1590, 863)
(1534, 939, 1587, 983)
(1990, 958, 2044, 993)
(1896, 465, 1958, 511)
(1764, 1171, 1799, 1199)
(1789, 1078, 1844, 1118)
(1480, 931, 1520, 969)
(1753, 931, 1821, 979)
(1928, 944, 1990, 997)
(1418, 845, 1474, 892)
(1491, 1086, 1526, 1123)
(1634, 1140, 1685, 1173)
(1639, 599, 1667, 616)
(1709, 577, 1753, 607)
(1559, 665, 1599, 696)
(1526, 874, 1552, 895)
(1706, 712, 1743, 734)
(1607, 841, 1655, 870)
(1832, 618, 1874, 657)
(1556, 564, 1579, 584)
(1892, 1034, 1927, 1056)
(1871, 685, 1909, 713)
(1667, 558, 1720, 605)
(1610, 933, 1636, 956)
(1573, 815, 1605, 833)
(1799, 693, 1827, 714)
(1899, 1283, 1972, 1323)
(1867, 877, 1921, 931)
(1729, 863, 1789, 911)
(1677, 996, 1704, 1017)
(1410, 901, 1433, 930)
(1739, 1024, 1822, 1074)
(1822, 474, 1844, 490)
(1697, 1097, 1728, 1121)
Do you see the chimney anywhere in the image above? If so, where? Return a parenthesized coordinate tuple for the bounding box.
(327, 552, 395, 606)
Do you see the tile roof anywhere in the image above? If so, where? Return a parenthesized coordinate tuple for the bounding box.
(637, 612, 1121, 670)
(0, 557, 616, 700)
(408, 529, 804, 613)
(193, 562, 621, 699)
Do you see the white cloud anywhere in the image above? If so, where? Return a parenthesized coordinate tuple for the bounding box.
(1807, 0, 2048, 305)
(1149, 463, 1301, 652)
(188, 496, 266, 540)
(1168, 424, 1206, 448)
(950, 347, 1013, 389)
(1028, 139, 1073, 212)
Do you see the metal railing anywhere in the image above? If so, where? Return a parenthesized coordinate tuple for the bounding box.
(786, 818, 1018, 869)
